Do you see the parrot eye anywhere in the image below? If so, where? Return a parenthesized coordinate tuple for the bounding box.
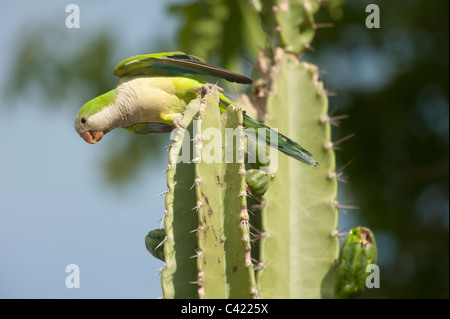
(81, 116, 87, 125)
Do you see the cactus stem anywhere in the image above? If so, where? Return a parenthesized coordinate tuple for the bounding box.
(215, 174, 222, 187)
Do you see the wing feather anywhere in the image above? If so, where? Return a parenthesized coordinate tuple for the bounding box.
(114, 52, 252, 84)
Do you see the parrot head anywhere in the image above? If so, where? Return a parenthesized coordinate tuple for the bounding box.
(74, 90, 118, 144)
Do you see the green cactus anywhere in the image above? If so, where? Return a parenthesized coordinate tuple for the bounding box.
(254, 50, 339, 299)
(334, 227, 378, 299)
(193, 86, 256, 299)
(145, 229, 166, 262)
(161, 92, 201, 299)
(146, 0, 364, 299)
(252, 0, 319, 53)
(161, 86, 257, 298)
(245, 169, 270, 198)
(250, 0, 340, 299)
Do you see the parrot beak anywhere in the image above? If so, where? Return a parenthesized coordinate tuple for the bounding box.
(81, 131, 104, 144)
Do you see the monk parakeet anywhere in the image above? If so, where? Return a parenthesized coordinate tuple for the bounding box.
(74, 52, 318, 166)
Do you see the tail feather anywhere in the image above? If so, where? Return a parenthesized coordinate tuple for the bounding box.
(219, 95, 319, 167)
(243, 114, 319, 167)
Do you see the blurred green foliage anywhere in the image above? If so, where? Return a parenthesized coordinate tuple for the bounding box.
(310, 0, 448, 298)
(169, 0, 264, 71)
(5, 29, 115, 103)
(4, 0, 448, 298)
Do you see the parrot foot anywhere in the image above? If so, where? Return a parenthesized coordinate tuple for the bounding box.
(173, 116, 184, 129)
(201, 83, 224, 96)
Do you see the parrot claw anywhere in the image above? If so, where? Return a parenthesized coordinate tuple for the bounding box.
(201, 83, 224, 95)
(173, 117, 184, 129)
(201, 84, 211, 95)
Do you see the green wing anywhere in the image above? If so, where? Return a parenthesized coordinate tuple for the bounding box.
(113, 52, 252, 84)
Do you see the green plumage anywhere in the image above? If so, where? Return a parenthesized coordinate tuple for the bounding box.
(75, 51, 318, 166)
(114, 52, 252, 84)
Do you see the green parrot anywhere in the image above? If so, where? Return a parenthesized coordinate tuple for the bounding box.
(74, 52, 318, 167)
